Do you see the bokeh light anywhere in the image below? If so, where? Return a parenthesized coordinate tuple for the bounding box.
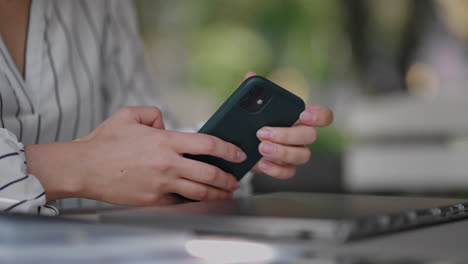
(185, 239, 276, 263)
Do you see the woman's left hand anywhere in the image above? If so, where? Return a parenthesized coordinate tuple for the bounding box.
(242, 72, 334, 179)
(254, 104, 333, 178)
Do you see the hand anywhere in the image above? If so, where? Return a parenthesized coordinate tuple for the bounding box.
(243, 72, 334, 179)
(26, 106, 246, 206)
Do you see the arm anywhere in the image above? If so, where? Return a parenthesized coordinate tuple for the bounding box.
(0, 129, 57, 215)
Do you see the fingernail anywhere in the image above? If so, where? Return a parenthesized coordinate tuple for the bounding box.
(260, 142, 276, 154)
(258, 160, 272, 172)
(257, 128, 272, 140)
(300, 110, 317, 124)
(237, 150, 247, 161)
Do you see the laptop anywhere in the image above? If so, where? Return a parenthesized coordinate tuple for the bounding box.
(99, 192, 468, 242)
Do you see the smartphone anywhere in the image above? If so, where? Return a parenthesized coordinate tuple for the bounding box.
(185, 75, 305, 180)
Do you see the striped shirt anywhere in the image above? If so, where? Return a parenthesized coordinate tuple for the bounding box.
(0, 0, 163, 215)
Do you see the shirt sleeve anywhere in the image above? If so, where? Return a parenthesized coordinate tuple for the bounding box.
(0, 129, 58, 215)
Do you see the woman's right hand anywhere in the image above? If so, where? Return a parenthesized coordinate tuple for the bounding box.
(26, 106, 246, 206)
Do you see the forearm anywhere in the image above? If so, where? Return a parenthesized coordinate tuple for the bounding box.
(24, 141, 86, 201)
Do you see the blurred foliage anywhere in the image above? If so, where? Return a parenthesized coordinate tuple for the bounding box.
(136, 0, 344, 98)
(182, 0, 343, 100)
(189, 24, 273, 98)
(309, 127, 348, 153)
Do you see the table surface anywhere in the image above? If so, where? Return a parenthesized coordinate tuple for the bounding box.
(59, 193, 468, 262)
(325, 218, 468, 260)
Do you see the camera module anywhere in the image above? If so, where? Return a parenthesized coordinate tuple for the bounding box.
(239, 85, 272, 112)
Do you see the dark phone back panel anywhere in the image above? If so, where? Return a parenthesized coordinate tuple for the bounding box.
(186, 76, 305, 180)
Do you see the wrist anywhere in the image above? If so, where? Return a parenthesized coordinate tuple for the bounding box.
(25, 141, 88, 201)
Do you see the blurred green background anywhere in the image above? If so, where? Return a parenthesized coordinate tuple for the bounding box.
(136, 0, 347, 150)
(135, 0, 468, 196)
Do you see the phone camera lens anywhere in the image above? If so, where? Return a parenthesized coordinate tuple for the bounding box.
(239, 85, 271, 112)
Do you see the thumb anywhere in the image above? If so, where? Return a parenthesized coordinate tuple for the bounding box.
(243, 71, 257, 81)
(76, 106, 165, 142)
(121, 106, 166, 129)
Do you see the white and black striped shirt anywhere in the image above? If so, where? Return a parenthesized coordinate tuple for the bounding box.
(0, 0, 163, 215)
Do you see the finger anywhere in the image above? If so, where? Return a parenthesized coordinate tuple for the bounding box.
(178, 158, 239, 191)
(251, 162, 262, 174)
(257, 125, 317, 146)
(252, 158, 289, 174)
(259, 141, 311, 165)
(169, 132, 247, 163)
(80, 106, 164, 141)
(171, 179, 233, 201)
(298, 105, 334, 127)
(243, 71, 257, 81)
(117, 106, 165, 129)
(152, 114, 165, 129)
(257, 160, 296, 179)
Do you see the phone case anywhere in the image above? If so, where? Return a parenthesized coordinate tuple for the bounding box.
(186, 75, 305, 180)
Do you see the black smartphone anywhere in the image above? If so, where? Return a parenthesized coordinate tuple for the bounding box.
(185, 75, 305, 180)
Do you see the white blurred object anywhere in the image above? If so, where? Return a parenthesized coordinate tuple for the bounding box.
(185, 239, 276, 264)
(345, 95, 468, 192)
